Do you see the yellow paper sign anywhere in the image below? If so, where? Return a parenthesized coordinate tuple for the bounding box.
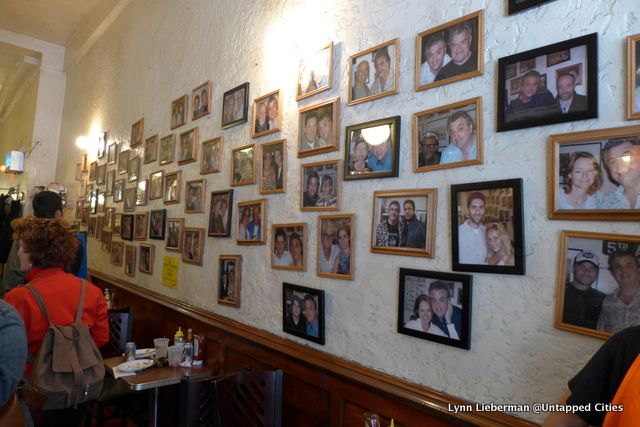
(162, 256, 179, 288)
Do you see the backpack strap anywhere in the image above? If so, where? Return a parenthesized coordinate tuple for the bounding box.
(23, 285, 53, 327)
(75, 280, 86, 324)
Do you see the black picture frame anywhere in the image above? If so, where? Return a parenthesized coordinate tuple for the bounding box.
(397, 268, 472, 350)
(497, 33, 598, 132)
(221, 82, 249, 129)
(208, 189, 233, 237)
(451, 178, 525, 275)
(120, 214, 134, 241)
(343, 116, 400, 181)
(508, 0, 557, 15)
(149, 209, 166, 240)
(283, 282, 325, 345)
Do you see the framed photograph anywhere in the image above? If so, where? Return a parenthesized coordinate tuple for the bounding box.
(559, 231, 640, 340)
(88, 189, 97, 213)
(159, 134, 175, 165)
(134, 212, 148, 241)
(547, 49, 570, 67)
(138, 244, 154, 274)
(182, 227, 204, 265)
(200, 137, 222, 175)
(371, 189, 437, 258)
(110, 241, 124, 266)
(317, 214, 354, 280)
(296, 42, 333, 101)
(221, 82, 249, 129)
(283, 283, 325, 345)
(113, 179, 124, 202)
(105, 207, 116, 230)
(415, 11, 484, 92)
(627, 34, 640, 120)
(163, 170, 181, 204)
(298, 98, 339, 158)
(89, 161, 97, 181)
(97, 132, 107, 159)
(301, 160, 340, 211)
(260, 139, 286, 194)
(230, 144, 255, 186)
(497, 32, 598, 132)
(271, 223, 306, 271)
(548, 125, 640, 220)
(107, 142, 117, 165)
(130, 118, 144, 147)
(398, 268, 472, 350)
(96, 164, 106, 186)
(218, 255, 241, 306)
(124, 245, 136, 277)
(413, 97, 483, 172)
(120, 214, 134, 241)
(171, 94, 188, 130)
(166, 218, 184, 252)
(149, 209, 166, 240)
(113, 213, 122, 236)
(127, 156, 140, 183)
(118, 149, 129, 175)
(144, 134, 158, 164)
(508, 0, 557, 14)
(451, 178, 525, 275)
(185, 179, 205, 213)
(192, 81, 211, 120)
(149, 170, 164, 200)
(75, 200, 84, 219)
(208, 190, 233, 237)
(96, 191, 106, 213)
(135, 180, 147, 206)
(101, 230, 112, 252)
(237, 199, 266, 245)
(348, 39, 399, 105)
(252, 90, 281, 138)
(105, 170, 115, 196)
(343, 116, 400, 181)
(123, 187, 136, 212)
(178, 127, 198, 165)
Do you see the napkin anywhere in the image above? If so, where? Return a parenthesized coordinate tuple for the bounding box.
(112, 367, 136, 379)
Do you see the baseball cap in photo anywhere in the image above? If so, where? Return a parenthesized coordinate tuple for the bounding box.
(574, 251, 600, 267)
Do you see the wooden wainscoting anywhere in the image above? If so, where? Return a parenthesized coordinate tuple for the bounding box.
(90, 270, 537, 427)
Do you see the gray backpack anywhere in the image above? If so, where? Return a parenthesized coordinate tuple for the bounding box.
(25, 280, 105, 410)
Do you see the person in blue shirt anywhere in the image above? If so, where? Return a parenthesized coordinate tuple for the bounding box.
(367, 138, 392, 172)
(303, 294, 319, 338)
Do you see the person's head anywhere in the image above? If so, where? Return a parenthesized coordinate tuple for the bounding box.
(337, 225, 350, 251)
(372, 139, 390, 162)
(219, 199, 228, 214)
(485, 223, 513, 259)
(448, 23, 473, 65)
(520, 70, 542, 100)
(257, 102, 267, 123)
(603, 138, 640, 188)
(241, 207, 250, 224)
(225, 95, 235, 118)
(354, 139, 369, 162)
(421, 133, 439, 160)
(274, 149, 283, 167)
(572, 251, 599, 287)
(289, 232, 303, 261)
(263, 151, 273, 167)
(319, 113, 332, 141)
(466, 192, 486, 226)
(201, 89, 208, 108)
(428, 281, 453, 319)
(267, 96, 278, 121)
(387, 200, 400, 224)
(321, 221, 336, 250)
(304, 113, 318, 141)
(556, 72, 577, 101)
(424, 34, 448, 73)
(563, 151, 603, 195)
(303, 294, 317, 323)
(274, 228, 287, 256)
(252, 205, 261, 223)
(608, 251, 640, 289)
(33, 191, 63, 219)
(291, 296, 303, 318)
(412, 294, 432, 323)
(320, 175, 333, 196)
(403, 199, 416, 221)
(13, 216, 79, 271)
(373, 47, 391, 82)
(194, 94, 201, 112)
(447, 111, 474, 149)
(355, 60, 370, 86)
(306, 171, 319, 196)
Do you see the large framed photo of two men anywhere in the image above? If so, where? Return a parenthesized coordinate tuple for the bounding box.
(370, 189, 437, 258)
(555, 230, 640, 339)
(497, 33, 598, 132)
(451, 178, 525, 275)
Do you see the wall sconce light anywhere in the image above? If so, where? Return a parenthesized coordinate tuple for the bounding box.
(76, 136, 89, 150)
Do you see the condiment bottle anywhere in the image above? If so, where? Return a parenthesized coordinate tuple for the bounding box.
(174, 327, 185, 345)
(104, 288, 112, 309)
(187, 328, 193, 344)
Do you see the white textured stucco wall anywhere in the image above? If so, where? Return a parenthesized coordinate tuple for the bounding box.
(55, 0, 639, 423)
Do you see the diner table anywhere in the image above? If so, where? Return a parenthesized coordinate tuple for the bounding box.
(104, 356, 216, 427)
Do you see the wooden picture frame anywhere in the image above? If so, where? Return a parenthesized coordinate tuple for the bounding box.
(110, 241, 124, 266)
(104, 207, 116, 230)
(298, 98, 339, 158)
(237, 199, 267, 245)
(149, 209, 166, 240)
(218, 255, 242, 307)
(144, 134, 158, 164)
(300, 160, 340, 211)
(413, 97, 483, 172)
(135, 180, 148, 207)
(398, 268, 472, 350)
(171, 94, 188, 130)
(118, 149, 129, 175)
(192, 81, 211, 120)
(166, 218, 184, 252)
(134, 212, 149, 241)
(182, 227, 205, 265)
(208, 190, 233, 237)
(185, 179, 205, 213)
(120, 214, 134, 241)
(113, 179, 124, 202)
(89, 161, 97, 181)
(163, 171, 181, 204)
(159, 134, 175, 166)
(221, 82, 249, 129)
(283, 283, 325, 345)
(149, 170, 164, 200)
(343, 116, 400, 181)
(296, 42, 333, 101)
(317, 214, 354, 280)
(130, 118, 144, 147)
(627, 34, 640, 120)
(107, 142, 117, 165)
(124, 245, 136, 277)
(123, 187, 136, 212)
(548, 125, 640, 220)
(178, 127, 198, 165)
(113, 213, 122, 236)
(415, 10, 484, 92)
(97, 131, 107, 159)
(271, 223, 306, 271)
(260, 139, 286, 194)
(138, 244, 154, 274)
(105, 170, 115, 196)
(200, 137, 222, 175)
(96, 164, 106, 186)
(348, 38, 399, 105)
(451, 179, 525, 275)
(230, 144, 256, 186)
(252, 90, 281, 138)
(127, 156, 140, 183)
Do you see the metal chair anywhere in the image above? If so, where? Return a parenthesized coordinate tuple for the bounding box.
(102, 306, 134, 358)
(179, 372, 218, 427)
(210, 370, 283, 427)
